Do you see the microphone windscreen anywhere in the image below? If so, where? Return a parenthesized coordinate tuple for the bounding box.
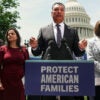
(48, 40, 56, 46)
(61, 38, 67, 44)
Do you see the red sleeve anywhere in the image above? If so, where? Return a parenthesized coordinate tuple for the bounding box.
(0, 45, 5, 78)
(24, 48, 29, 60)
(0, 46, 4, 64)
(21, 46, 29, 60)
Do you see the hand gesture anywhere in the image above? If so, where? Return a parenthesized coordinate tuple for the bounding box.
(29, 37, 38, 49)
(78, 39, 87, 50)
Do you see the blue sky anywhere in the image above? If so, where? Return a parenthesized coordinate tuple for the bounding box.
(17, 0, 100, 44)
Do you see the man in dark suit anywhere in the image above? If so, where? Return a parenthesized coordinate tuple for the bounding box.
(30, 2, 87, 100)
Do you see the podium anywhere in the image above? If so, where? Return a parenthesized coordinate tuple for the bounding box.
(25, 60, 95, 96)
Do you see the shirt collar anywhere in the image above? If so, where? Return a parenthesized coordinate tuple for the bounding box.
(53, 22, 64, 27)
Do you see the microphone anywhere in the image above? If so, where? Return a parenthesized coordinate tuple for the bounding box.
(43, 40, 56, 60)
(61, 38, 73, 59)
(48, 40, 56, 48)
(61, 38, 67, 44)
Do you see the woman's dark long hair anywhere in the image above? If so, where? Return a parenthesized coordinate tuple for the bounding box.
(5, 28, 21, 47)
(94, 20, 100, 37)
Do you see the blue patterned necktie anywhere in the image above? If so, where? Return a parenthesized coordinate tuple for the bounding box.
(56, 24, 62, 47)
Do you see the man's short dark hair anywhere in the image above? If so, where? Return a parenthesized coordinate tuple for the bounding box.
(52, 2, 65, 10)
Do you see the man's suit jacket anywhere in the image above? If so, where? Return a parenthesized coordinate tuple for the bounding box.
(31, 23, 85, 59)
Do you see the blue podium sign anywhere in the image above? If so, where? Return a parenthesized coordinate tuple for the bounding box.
(25, 60, 95, 96)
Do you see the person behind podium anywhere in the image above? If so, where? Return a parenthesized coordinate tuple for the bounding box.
(29, 2, 87, 100)
(0, 28, 29, 100)
(87, 20, 100, 100)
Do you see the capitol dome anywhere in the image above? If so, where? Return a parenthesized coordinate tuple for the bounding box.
(64, 0, 93, 39)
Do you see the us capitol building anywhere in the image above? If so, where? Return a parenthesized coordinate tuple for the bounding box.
(64, 0, 94, 40)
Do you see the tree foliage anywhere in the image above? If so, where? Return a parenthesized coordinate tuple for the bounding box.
(0, 0, 20, 41)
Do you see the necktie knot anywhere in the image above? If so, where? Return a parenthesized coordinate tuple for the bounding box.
(56, 24, 60, 27)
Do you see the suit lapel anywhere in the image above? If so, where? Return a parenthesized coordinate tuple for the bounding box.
(47, 23, 71, 44)
(63, 23, 70, 39)
(47, 23, 55, 42)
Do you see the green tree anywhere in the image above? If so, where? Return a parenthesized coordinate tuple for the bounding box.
(0, 0, 20, 41)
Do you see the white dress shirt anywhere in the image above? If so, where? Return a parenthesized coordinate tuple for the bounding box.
(53, 22, 64, 43)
